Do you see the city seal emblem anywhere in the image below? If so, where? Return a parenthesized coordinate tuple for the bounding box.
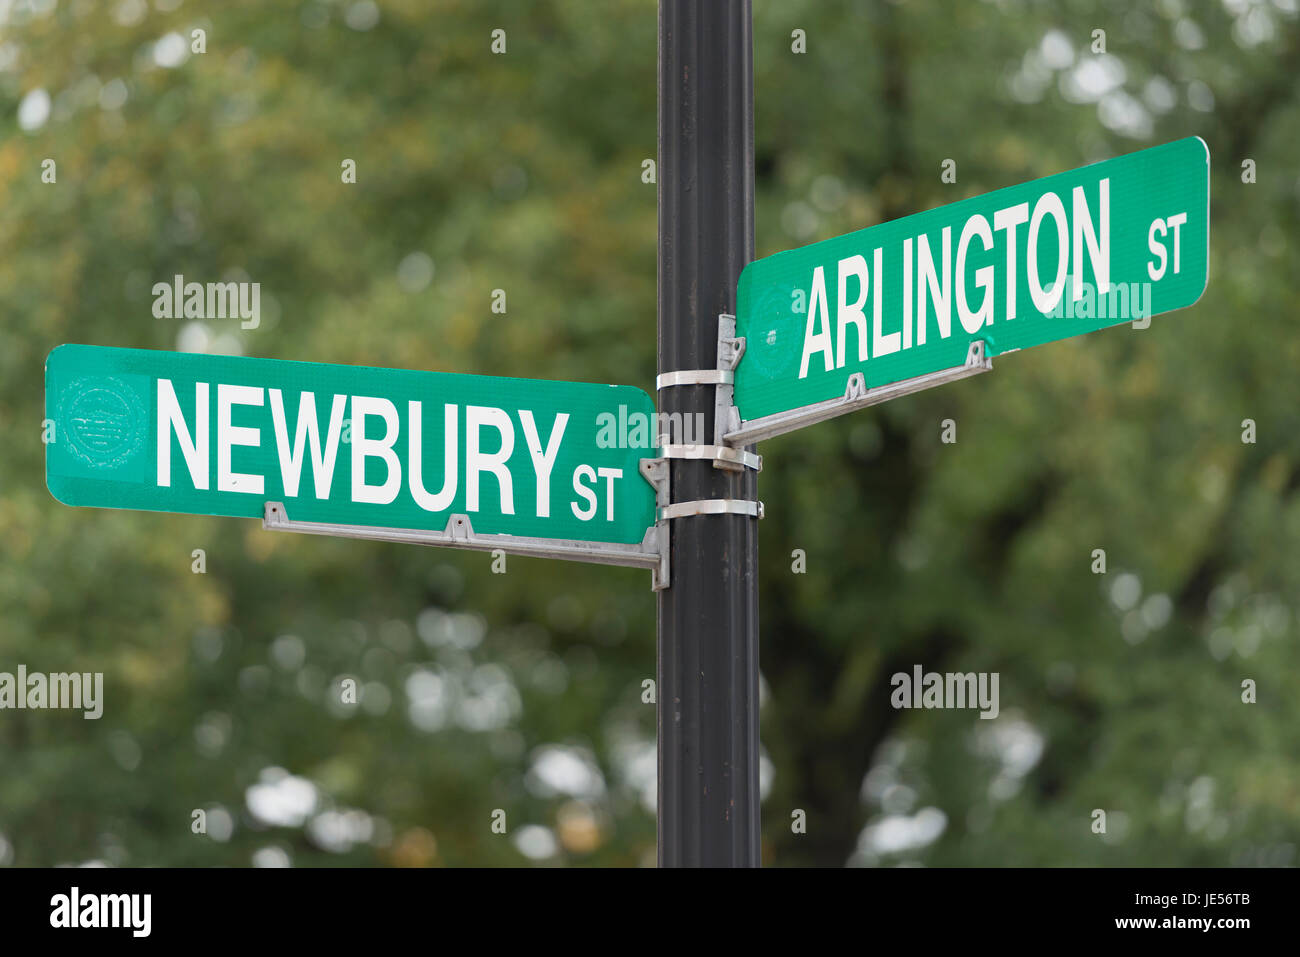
(60, 376, 147, 471)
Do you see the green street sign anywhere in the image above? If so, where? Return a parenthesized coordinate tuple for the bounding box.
(46, 345, 659, 553)
(732, 137, 1210, 439)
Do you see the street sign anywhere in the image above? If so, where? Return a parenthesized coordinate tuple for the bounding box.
(46, 345, 660, 558)
(731, 137, 1209, 442)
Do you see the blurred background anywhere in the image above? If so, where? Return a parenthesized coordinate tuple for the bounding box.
(2, 0, 1299, 867)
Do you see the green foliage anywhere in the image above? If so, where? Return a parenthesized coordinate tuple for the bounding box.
(1, 0, 1298, 867)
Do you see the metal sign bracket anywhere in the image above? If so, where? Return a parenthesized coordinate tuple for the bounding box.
(264, 474, 670, 589)
(723, 337, 994, 447)
(639, 457, 671, 591)
(714, 313, 746, 452)
(654, 314, 750, 472)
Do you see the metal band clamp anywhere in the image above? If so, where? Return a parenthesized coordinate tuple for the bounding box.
(658, 499, 764, 521)
(659, 443, 761, 472)
(656, 369, 735, 389)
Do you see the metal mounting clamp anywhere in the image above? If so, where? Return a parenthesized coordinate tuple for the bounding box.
(717, 314, 747, 372)
(653, 314, 751, 472)
(658, 498, 764, 521)
(639, 457, 671, 591)
(659, 442, 761, 472)
(656, 369, 734, 389)
(714, 313, 747, 449)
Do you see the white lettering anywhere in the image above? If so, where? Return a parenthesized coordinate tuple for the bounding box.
(519, 410, 567, 518)
(269, 390, 346, 499)
(217, 384, 264, 494)
(350, 396, 401, 505)
(1028, 191, 1069, 314)
(466, 406, 514, 514)
(157, 379, 209, 489)
(798, 266, 834, 378)
(408, 402, 458, 512)
(1072, 178, 1110, 297)
(835, 255, 869, 368)
(993, 202, 1029, 320)
(957, 213, 995, 334)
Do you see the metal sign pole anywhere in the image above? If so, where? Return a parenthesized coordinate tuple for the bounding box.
(656, 0, 761, 867)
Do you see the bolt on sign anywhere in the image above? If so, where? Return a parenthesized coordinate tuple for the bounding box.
(733, 137, 1209, 428)
(46, 344, 657, 546)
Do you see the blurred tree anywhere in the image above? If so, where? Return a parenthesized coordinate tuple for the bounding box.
(0, 0, 1297, 868)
